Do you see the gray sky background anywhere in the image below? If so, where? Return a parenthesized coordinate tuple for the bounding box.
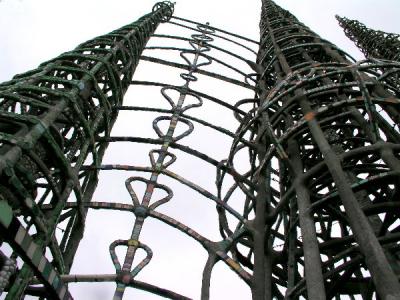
(1, 0, 400, 82)
(1, 1, 400, 300)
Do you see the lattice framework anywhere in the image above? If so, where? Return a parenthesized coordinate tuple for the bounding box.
(0, 1, 400, 299)
(336, 15, 400, 61)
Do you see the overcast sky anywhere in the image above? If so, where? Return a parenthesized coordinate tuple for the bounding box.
(1, 1, 400, 300)
(1, 0, 400, 83)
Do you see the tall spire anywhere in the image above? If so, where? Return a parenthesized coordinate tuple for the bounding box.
(246, 0, 400, 298)
(337, 15, 400, 61)
(0, 2, 174, 299)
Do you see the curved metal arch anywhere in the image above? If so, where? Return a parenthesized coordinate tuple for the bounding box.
(171, 16, 259, 45)
(115, 105, 255, 148)
(144, 46, 254, 81)
(168, 17, 258, 55)
(150, 34, 256, 66)
(82, 16, 259, 299)
(94, 165, 233, 210)
(94, 138, 256, 190)
(130, 80, 250, 115)
(44, 199, 252, 289)
(140, 55, 255, 90)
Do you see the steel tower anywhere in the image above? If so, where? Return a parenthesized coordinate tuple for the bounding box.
(249, 0, 400, 299)
(336, 15, 400, 61)
(0, 2, 175, 299)
(1, 0, 400, 299)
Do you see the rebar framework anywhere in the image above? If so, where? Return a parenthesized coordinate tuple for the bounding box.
(336, 15, 400, 61)
(1, 0, 400, 299)
(238, 0, 400, 298)
(0, 2, 174, 299)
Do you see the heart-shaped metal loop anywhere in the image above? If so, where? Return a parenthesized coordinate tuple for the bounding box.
(161, 86, 203, 112)
(149, 149, 177, 169)
(152, 116, 194, 141)
(125, 176, 173, 210)
(109, 239, 153, 278)
(180, 50, 213, 69)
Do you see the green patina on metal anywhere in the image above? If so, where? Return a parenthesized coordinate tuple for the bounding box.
(0, 201, 12, 227)
(0, 2, 175, 299)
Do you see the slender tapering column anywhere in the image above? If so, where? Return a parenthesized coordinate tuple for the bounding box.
(246, 0, 400, 298)
(0, 2, 174, 299)
(336, 15, 400, 61)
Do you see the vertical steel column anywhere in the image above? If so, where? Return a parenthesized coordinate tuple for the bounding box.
(0, 2, 174, 299)
(336, 15, 400, 61)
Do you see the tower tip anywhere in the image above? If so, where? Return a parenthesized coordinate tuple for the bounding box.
(152, 1, 175, 22)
